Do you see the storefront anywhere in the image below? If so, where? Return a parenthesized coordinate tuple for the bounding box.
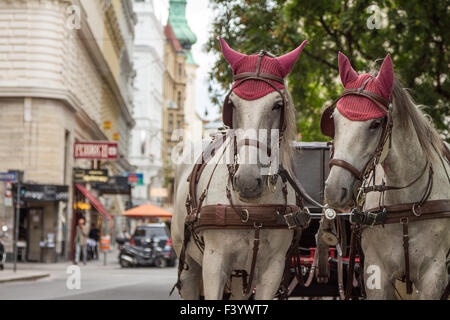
(71, 183, 110, 261)
(15, 184, 69, 263)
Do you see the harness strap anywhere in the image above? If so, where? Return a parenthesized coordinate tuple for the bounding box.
(400, 218, 413, 294)
(366, 199, 450, 224)
(345, 224, 360, 299)
(245, 225, 261, 295)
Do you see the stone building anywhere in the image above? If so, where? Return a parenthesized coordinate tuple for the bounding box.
(0, 0, 136, 262)
(162, 0, 199, 204)
(162, 22, 186, 203)
(129, 0, 166, 206)
(168, 0, 202, 145)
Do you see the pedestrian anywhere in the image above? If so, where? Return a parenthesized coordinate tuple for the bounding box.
(88, 225, 100, 260)
(74, 218, 88, 265)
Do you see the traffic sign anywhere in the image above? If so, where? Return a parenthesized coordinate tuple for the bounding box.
(0, 172, 17, 182)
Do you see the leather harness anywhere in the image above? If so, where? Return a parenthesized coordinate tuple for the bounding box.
(172, 51, 312, 299)
(322, 75, 450, 299)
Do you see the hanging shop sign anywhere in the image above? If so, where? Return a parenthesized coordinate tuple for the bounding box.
(96, 176, 130, 195)
(123, 173, 144, 186)
(73, 168, 109, 184)
(73, 202, 91, 210)
(14, 184, 69, 202)
(74, 141, 118, 160)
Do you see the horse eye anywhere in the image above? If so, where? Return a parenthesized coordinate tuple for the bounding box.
(369, 120, 381, 130)
(272, 103, 282, 110)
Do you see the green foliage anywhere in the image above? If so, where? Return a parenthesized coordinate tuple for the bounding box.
(206, 0, 449, 142)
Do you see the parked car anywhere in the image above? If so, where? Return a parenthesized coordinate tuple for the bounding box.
(119, 223, 176, 268)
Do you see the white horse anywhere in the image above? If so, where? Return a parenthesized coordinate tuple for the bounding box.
(323, 52, 450, 299)
(171, 39, 308, 300)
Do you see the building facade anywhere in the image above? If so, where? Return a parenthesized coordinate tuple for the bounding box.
(0, 0, 136, 262)
(162, 0, 199, 204)
(130, 0, 166, 206)
(162, 22, 186, 203)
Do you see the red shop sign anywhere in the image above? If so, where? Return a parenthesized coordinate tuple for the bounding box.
(74, 141, 118, 160)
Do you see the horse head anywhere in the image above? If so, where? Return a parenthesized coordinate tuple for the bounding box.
(321, 52, 394, 209)
(220, 38, 307, 199)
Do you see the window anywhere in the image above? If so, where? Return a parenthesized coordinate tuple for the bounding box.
(178, 63, 183, 76)
(177, 91, 182, 108)
(168, 114, 173, 132)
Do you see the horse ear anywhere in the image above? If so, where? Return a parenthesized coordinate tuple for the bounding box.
(276, 40, 308, 77)
(338, 51, 358, 86)
(375, 54, 394, 98)
(220, 38, 246, 68)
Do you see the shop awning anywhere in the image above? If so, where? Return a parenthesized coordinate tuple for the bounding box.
(75, 184, 109, 219)
(122, 203, 172, 218)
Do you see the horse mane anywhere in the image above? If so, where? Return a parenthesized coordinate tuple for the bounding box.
(280, 83, 297, 172)
(390, 75, 446, 163)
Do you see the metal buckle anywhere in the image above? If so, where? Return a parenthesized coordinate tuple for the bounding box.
(283, 213, 297, 229)
(368, 212, 378, 226)
(254, 222, 263, 229)
(241, 209, 249, 223)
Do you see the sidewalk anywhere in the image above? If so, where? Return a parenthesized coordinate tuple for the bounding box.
(0, 270, 50, 284)
(0, 248, 120, 284)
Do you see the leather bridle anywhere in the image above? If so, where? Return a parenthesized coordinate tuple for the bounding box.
(223, 50, 288, 193)
(322, 75, 450, 300)
(326, 76, 393, 184)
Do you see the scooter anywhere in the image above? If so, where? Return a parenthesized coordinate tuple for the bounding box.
(118, 238, 168, 268)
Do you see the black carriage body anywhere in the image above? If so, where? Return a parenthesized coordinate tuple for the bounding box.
(290, 142, 359, 298)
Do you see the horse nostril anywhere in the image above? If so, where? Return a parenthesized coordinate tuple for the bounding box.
(340, 188, 348, 203)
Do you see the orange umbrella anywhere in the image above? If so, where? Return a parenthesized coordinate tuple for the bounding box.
(122, 203, 172, 218)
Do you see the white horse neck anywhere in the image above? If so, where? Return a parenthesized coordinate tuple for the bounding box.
(382, 115, 448, 204)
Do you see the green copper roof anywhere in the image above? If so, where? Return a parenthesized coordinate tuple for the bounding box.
(184, 50, 197, 65)
(168, 0, 197, 49)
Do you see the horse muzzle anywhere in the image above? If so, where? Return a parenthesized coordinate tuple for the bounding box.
(233, 164, 264, 199)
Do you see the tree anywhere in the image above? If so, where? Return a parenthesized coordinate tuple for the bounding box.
(206, 0, 449, 141)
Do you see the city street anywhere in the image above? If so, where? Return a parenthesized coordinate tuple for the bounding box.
(0, 250, 179, 300)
